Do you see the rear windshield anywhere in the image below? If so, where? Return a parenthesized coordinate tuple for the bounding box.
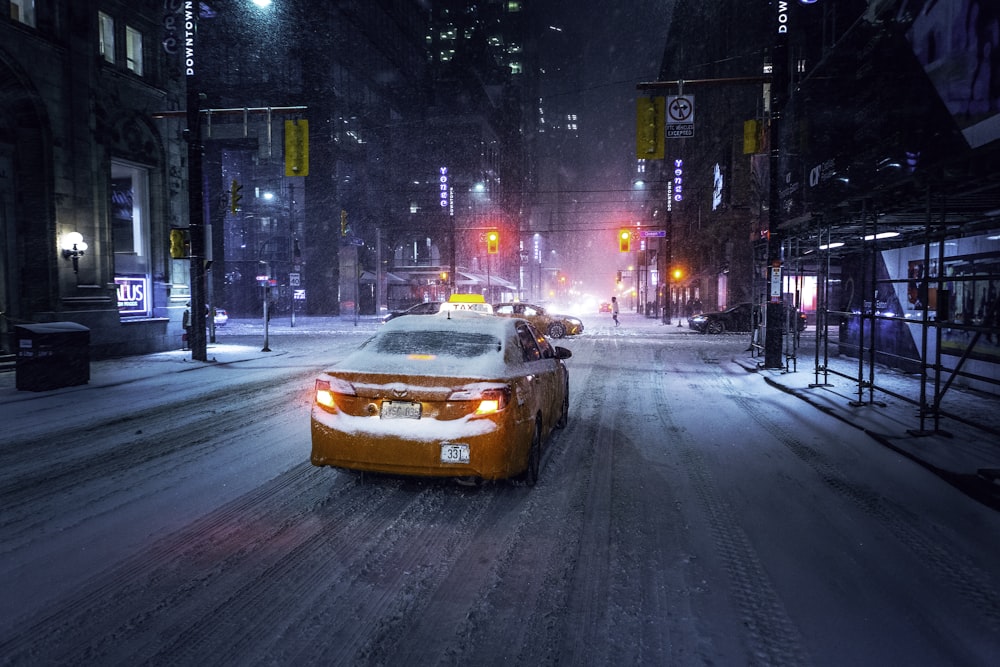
(375, 331, 501, 358)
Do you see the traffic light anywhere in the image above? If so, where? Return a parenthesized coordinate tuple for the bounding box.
(340, 209, 348, 236)
(229, 179, 242, 214)
(487, 230, 499, 254)
(636, 96, 665, 160)
(618, 229, 631, 253)
(616, 270, 622, 284)
(284, 119, 309, 176)
(169, 227, 190, 259)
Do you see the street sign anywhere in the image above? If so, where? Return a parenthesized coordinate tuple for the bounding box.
(294, 289, 306, 300)
(289, 272, 300, 286)
(640, 230, 667, 238)
(666, 94, 694, 138)
(346, 237, 364, 247)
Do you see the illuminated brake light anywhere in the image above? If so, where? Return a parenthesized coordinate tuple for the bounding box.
(315, 376, 356, 409)
(315, 379, 335, 408)
(474, 388, 509, 415)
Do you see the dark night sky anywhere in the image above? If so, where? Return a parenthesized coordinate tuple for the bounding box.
(533, 1, 675, 296)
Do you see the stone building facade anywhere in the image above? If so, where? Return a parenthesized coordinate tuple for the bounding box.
(1, 0, 190, 358)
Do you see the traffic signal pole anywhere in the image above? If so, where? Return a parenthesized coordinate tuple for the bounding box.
(636, 4, 790, 361)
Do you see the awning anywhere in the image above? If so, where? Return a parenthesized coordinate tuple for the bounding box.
(359, 271, 407, 284)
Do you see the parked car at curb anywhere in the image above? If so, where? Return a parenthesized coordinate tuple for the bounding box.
(493, 302, 584, 338)
(688, 303, 806, 334)
(311, 311, 571, 486)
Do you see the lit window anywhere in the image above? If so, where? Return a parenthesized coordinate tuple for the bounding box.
(510, 62, 522, 75)
(111, 162, 149, 257)
(126, 26, 143, 75)
(10, 0, 35, 27)
(99, 12, 115, 63)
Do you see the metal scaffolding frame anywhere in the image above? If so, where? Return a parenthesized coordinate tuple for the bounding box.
(779, 180, 1000, 438)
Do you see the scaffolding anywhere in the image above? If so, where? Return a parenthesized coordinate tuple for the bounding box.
(778, 181, 1000, 438)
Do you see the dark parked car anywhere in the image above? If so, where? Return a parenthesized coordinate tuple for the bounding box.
(381, 301, 444, 323)
(688, 303, 806, 334)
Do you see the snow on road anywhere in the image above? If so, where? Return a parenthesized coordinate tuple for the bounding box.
(1, 317, 998, 665)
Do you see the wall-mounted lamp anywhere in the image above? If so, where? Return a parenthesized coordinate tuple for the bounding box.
(60, 231, 88, 274)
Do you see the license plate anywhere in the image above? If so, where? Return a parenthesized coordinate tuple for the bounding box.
(440, 443, 469, 464)
(380, 400, 421, 419)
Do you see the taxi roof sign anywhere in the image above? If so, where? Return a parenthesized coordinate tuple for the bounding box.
(447, 294, 486, 303)
(441, 293, 493, 314)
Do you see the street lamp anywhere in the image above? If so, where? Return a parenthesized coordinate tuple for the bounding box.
(60, 232, 88, 274)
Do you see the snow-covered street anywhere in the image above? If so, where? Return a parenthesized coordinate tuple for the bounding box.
(1, 314, 999, 665)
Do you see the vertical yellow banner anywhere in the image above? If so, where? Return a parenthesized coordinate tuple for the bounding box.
(284, 119, 309, 176)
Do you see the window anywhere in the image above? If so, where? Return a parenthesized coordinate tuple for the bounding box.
(516, 323, 541, 362)
(110, 161, 148, 258)
(126, 26, 143, 75)
(99, 12, 115, 64)
(111, 161, 151, 318)
(10, 0, 35, 27)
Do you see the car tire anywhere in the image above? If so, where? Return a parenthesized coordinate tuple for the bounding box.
(555, 384, 569, 429)
(517, 418, 542, 487)
(706, 320, 725, 334)
(548, 322, 566, 338)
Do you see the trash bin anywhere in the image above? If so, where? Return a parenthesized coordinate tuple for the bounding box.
(15, 322, 90, 391)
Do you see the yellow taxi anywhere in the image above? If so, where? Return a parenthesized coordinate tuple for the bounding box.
(310, 310, 571, 485)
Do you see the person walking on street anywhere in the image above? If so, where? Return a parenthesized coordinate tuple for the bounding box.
(611, 296, 620, 327)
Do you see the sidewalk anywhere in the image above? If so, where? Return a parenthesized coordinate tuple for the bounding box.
(731, 329, 1000, 511)
(0, 315, 381, 393)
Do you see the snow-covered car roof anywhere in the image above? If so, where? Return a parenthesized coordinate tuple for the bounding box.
(330, 311, 528, 378)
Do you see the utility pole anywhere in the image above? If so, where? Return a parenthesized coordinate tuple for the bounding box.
(185, 2, 207, 362)
(764, 0, 790, 369)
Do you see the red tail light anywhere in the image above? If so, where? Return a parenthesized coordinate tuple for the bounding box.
(474, 387, 510, 415)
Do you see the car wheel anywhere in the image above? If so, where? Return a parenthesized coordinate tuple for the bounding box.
(706, 320, 725, 334)
(548, 322, 566, 338)
(517, 418, 542, 486)
(555, 384, 569, 429)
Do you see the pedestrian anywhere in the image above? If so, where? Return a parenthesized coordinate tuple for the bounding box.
(611, 296, 619, 326)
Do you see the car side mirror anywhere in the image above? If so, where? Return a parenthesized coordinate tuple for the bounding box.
(554, 346, 572, 360)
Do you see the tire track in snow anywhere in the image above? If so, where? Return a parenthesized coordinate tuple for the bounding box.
(651, 355, 813, 667)
(0, 461, 335, 663)
(719, 373, 1000, 636)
